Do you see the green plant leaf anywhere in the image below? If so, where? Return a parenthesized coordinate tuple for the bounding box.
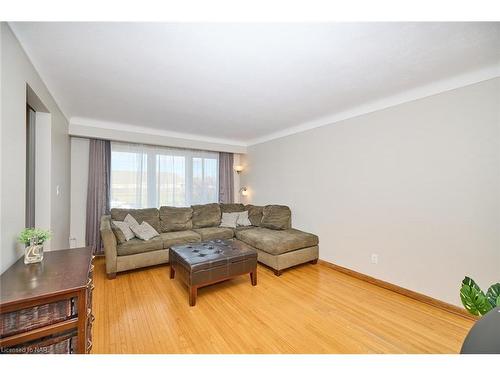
(18, 227, 51, 245)
(462, 276, 482, 292)
(486, 283, 500, 308)
(460, 284, 492, 316)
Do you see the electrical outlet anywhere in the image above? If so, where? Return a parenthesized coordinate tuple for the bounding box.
(371, 253, 379, 264)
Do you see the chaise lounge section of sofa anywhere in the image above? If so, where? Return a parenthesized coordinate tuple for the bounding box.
(100, 203, 319, 278)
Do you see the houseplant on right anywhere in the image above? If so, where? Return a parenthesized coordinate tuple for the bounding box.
(18, 228, 51, 264)
(460, 276, 500, 316)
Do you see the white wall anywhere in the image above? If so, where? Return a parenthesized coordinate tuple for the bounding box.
(35, 112, 52, 249)
(241, 78, 500, 306)
(1, 23, 70, 273)
(70, 137, 89, 248)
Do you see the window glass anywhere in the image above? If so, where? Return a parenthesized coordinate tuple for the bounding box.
(110, 143, 218, 208)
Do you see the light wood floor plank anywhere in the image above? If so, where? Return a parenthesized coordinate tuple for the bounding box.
(91, 258, 472, 353)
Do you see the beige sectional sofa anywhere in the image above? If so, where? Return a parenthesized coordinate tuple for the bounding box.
(100, 203, 319, 278)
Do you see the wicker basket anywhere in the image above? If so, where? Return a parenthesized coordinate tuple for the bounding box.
(2, 329, 78, 354)
(0, 299, 75, 338)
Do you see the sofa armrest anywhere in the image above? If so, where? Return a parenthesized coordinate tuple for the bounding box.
(100, 215, 117, 277)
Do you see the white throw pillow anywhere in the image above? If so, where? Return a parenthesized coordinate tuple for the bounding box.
(112, 220, 135, 241)
(236, 211, 252, 227)
(220, 212, 239, 228)
(130, 221, 159, 241)
(124, 213, 140, 227)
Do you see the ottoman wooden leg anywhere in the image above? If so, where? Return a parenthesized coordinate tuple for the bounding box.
(189, 286, 197, 306)
(170, 266, 175, 279)
(250, 270, 257, 286)
(274, 269, 282, 276)
(310, 259, 318, 265)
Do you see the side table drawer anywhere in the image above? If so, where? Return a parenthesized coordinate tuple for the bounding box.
(0, 299, 75, 338)
(1, 329, 78, 354)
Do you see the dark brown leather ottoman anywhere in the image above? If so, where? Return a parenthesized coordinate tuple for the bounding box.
(169, 239, 257, 306)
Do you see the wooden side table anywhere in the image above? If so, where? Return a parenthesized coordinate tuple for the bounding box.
(0, 247, 94, 354)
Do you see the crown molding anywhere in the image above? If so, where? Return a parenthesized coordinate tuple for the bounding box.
(248, 64, 500, 146)
(69, 117, 247, 154)
(70, 117, 247, 146)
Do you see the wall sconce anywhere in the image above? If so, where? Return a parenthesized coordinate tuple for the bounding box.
(234, 165, 244, 174)
(239, 187, 248, 196)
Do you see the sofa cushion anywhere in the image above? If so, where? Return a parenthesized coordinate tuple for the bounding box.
(233, 225, 256, 234)
(111, 208, 160, 232)
(160, 230, 201, 249)
(116, 237, 164, 256)
(192, 227, 234, 241)
(235, 227, 318, 255)
(260, 205, 291, 230)
(245, 205, 264, 226)
(191, 203, 221, 228)
(159, 206, 193, 232)
(220, 203, 245, 213)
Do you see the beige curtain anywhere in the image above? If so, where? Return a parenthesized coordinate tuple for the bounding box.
(218, 152, 234, 203)
(85, 139, 111, 254)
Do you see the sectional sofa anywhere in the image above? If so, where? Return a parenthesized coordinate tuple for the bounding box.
(100, 203, 319, 279)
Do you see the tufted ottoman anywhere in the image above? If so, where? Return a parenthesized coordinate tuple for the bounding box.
(169, 239, 257, 306)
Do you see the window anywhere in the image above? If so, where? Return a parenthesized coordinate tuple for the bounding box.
(110, 142, 219, 208)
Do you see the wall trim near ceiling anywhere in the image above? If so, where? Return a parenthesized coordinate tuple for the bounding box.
(69, 117, 247, 154)
(248, 63, 500, 146)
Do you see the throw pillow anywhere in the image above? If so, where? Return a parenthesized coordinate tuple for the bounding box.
(112, 220, 135, 243)
(124, 213, 140, 227)
(236, 211, 252, 227)
(110, 208, 160, 232)
(130, 221, 160, 241)
(220, 212, 239, 228)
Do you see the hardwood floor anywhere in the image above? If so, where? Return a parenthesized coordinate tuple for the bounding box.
(92, 258, 473, 354)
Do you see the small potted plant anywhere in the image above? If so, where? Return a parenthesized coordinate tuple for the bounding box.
(460, 276, 500, 316)
(18, 228, 51, 264)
